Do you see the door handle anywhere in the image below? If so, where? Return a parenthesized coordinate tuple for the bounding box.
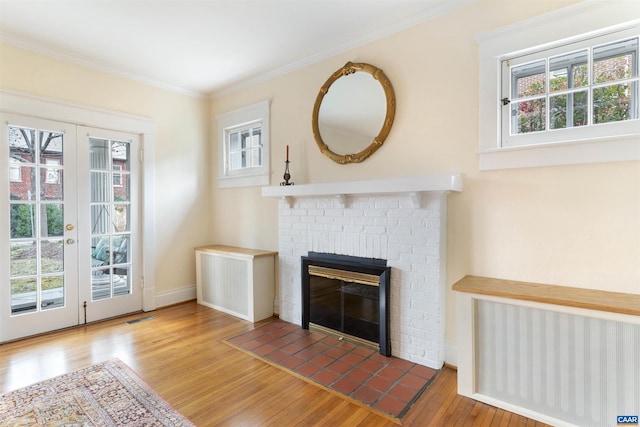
(65, 224, 74, 231)
(66, 239, 75, 245)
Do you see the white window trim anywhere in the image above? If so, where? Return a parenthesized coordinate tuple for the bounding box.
(477, 0, 640, 170)
(216, 100, 270, 188)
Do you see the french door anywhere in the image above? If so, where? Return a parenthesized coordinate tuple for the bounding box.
(0, 115, 141, 341)
(78, 126, 141, 323)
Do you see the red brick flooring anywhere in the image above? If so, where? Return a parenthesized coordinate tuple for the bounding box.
(227, 319, 438, 418)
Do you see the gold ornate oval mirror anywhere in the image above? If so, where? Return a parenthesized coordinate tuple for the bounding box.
(312, 62, 396, 164)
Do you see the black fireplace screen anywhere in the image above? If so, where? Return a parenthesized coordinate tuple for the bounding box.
(301, 253, 391, 356)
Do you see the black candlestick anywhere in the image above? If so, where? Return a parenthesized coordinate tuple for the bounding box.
(280, 160, 294, 186)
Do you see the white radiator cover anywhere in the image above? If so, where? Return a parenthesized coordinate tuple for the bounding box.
(195, 246, 277, 322)
(200, 255, 249, 317)
(458, 294, 640, 427)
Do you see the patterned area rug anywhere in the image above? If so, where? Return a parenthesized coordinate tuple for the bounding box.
(226, 319, 438, 418)
(0, 359, 194, 426)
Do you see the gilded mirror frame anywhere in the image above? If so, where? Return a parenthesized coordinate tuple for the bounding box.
(312, 62, 396, 164)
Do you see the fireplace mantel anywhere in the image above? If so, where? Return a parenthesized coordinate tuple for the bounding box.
(268, 173, 461, 368)
(262, 173, 463, 207)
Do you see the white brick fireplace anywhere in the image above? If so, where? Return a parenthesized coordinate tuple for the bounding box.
(262, 174, 462, 369)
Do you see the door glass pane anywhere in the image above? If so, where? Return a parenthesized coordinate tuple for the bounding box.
(112, 141, 129, 170)
(91, 172, 110, 202)
(91, 204, 111, 234)
(10, 166, 36, 201)
(41, 167, 63, 200)
(114, 204, 130, 232)
(10, 240, 37, 276)
(41, 203, 64, 237)
(41, 275, 64, 310)
(114, 174, 129, 202)
(41, 240, 64, 274)
(92, 236, 111, 265)
(11, 278, 37, 314)
(113, 235, 129, 264)
(90, 138, 110, 169)
(114, 266, 131, 297)
(92, 267, 112, 300)
(10, 203, 35, 238)
(39, 131, 63, 165)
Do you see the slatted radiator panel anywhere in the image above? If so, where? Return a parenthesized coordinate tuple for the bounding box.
(200, 254, 248, 317)
(476, 300, 640, 427)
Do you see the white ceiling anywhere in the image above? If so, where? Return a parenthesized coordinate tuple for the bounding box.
(0, 0, 474, 97)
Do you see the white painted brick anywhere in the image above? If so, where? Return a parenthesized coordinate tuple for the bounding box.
(324, 208, 344, 217)
(275, 191, 449, 369)
(375, 201, 400, 210)
(373, 216, 399, 227)
(386, 208, 413, 218)
(364, 208, 390, 218)
(363, 225, 386, 234)
(399, 217, 426, 228)
(388, 234, 428, 246)
(400, 253, 427, 265)
(387, 225, 413, 236)
(343, 224, 363, 233)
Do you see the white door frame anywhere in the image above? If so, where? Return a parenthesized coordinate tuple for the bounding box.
(1, 89, 157, 313)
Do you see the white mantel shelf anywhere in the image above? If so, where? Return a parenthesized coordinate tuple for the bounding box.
(262, 174, 463, 208)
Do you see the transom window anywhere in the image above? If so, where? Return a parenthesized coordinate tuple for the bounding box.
(502, 31, 639, 147)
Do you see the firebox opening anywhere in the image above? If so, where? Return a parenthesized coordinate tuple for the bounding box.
(301, 252, 391, 356)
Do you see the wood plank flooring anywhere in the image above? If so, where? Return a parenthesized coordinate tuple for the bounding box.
(0, 301, 549, 426)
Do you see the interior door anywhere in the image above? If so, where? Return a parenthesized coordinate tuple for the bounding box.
(0, 114, 79, 341)
(77, 126, 141, 323)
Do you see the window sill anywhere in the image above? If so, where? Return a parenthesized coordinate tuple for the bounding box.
(478, 134, 640, 171)
(217, 172, 270, 188)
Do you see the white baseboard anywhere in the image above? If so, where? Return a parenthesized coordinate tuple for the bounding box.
(444, 339, 457, 368)
(155, 285, 197, 308)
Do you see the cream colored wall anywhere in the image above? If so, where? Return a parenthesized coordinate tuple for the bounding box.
(0, 43, 212, 296)
(1, 0, 635, 353)
(212, 0, 640, 352)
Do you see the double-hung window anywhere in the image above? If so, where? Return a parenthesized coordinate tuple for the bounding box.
(216, 100, 270, 188)
(477, 2, 640, 170)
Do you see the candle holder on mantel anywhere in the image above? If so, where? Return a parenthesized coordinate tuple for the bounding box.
(280, 160, 294, 186)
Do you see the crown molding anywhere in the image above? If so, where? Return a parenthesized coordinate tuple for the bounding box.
(0, 31, 206, 99)
(0, 0, 479, 100)
(211, 0, 480, 99)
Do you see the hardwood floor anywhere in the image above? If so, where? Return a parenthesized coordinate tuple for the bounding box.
(0, 301, 549, 426)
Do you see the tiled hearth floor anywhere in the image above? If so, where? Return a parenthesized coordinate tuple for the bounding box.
(226, 319, 438, 418)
